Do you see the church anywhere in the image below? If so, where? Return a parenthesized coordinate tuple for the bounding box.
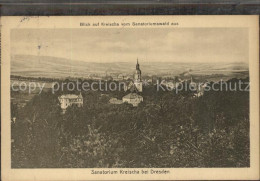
(124, 59, 143, 92)
(133, 59, 143, 92)
(121, 59, 144, 107)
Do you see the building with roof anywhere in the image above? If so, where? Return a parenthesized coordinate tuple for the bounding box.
(109, 98, 123, 105)
(124, 59, 143, 92)
(58, 93, 83, 110)
(122, 93, 143, 107)
(123, 81, 134, 91)
(189, 77, 208, 98)
(133, 59, 143, 92)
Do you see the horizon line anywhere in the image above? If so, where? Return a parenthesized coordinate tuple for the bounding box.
(12, 54, 249, 64)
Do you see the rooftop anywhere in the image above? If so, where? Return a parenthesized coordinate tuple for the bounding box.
(59, 94, 82, 99)
(123, 93, 143, 99)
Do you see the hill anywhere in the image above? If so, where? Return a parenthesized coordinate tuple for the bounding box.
(11, 54, 249, 79)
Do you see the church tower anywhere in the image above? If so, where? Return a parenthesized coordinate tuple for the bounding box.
(134, 58, 142, 81)
(133, 58, 143, 92)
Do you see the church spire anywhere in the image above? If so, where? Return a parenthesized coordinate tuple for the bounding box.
(136, 58, 140, 70)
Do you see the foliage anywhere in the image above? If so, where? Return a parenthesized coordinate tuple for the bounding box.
(11, 78, 250, 168)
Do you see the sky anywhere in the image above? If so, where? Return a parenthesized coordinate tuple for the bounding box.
(11, 28, 248, 63)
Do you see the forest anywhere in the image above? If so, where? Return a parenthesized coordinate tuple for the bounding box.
(11, 77, 250, 168)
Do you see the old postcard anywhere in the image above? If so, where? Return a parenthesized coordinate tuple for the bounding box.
(1, 16, 259, 180)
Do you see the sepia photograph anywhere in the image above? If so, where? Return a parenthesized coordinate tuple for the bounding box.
(1, 16, 259, 180)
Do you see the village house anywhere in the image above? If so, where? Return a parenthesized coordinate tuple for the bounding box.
(189, 77, 208, 98)
(58, 93, 83, 110)
(109, 98, 123, 105)
(122, 93, 143, 107)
